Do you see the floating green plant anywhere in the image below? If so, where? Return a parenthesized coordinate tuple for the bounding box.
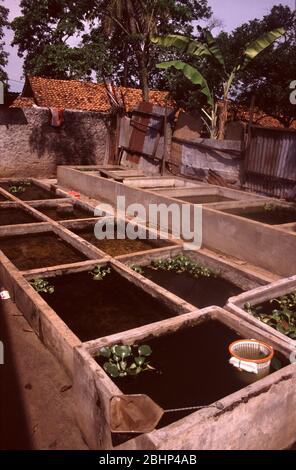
(90, 265, 111, 281)
(9, 180, 31, 194)
(97, 344, 154, 378)
(244, 291, 296, 339)
(132, 265, 145, 275)
(150, 254, 215, 278)
(30, 278, 55, 294)
(264, 203, 276, 212)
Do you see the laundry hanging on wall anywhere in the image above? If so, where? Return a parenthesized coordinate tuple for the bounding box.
(50, 108, 65, 127)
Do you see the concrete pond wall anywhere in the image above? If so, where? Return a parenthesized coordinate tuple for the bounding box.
(0, 108, 110, 178)
(74, 306, 296, 450)
(1, 173, 296, 450)
(57, 167, 296, 278)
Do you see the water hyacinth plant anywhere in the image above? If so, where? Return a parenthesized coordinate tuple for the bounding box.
(90, 265, 111, 281)
(97, 344, 154, 378)
(30, 278, 55, 294)
(131, 265, 145, 275)
(244, 291, 296, 339)
(150, 255, 214, 278)
(9, 180, 31, 194)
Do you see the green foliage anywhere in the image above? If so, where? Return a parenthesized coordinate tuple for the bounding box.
(203, 29, 225, 67)
(151, 34, 212, 59)
(132, 265, 145, 275)
(240, 28, 285, 69)
(153, 26, 284, 137)
(11, 0, 211, 94)
(233, 5, 296, 128)
(97, 343, 154, 378)
(89, 266, 111, 281)
(150, 254, 214, 278)
(156, 60, 213, 106)
(8, 181, 31, 194)
(244, 292, 296, 339)
(30, 278, 55, 294)
(0, 0, 9, 84)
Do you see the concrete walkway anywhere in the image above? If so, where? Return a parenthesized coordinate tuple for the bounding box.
(0, 289, 88, 450)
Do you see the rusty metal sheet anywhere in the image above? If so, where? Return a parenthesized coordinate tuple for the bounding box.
(245, 126, 296, 197)
(126, 102, 175, 164)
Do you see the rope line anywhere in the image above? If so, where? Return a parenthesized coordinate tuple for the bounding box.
(164, 403, 224, 413)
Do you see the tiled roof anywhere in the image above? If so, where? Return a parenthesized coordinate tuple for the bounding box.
(229, 102, 296, 130)
(13, 76, 171, 113)
(11, 76, 295, 130)
(10, 96, 35, 108)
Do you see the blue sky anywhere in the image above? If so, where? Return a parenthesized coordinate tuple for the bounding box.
(2, 0, 295, 92)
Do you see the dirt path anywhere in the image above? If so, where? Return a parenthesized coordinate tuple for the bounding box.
(0, 288, 88, 450)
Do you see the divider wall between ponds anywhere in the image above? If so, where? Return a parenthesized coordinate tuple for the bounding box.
(57, 166, 296, 277)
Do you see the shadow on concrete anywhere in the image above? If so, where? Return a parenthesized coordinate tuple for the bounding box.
(0, 296, 34, 450)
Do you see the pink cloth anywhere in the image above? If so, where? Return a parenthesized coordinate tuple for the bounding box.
(50, 108, 65, 127)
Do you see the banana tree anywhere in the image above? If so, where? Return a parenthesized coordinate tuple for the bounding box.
(151, 28, 285, 139)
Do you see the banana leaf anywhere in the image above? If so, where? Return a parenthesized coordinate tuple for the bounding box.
(156, 60, 213, 106)
(241, 27, 285, 69)
(203, 30, 225, 67)
(151, 34, 211, 58)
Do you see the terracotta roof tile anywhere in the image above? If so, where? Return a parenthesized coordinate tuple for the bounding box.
(11, 76, 295, 130)
(10, 96, 35, 108)
(17, 76, 171, 113)
(229, 103, 296, 130)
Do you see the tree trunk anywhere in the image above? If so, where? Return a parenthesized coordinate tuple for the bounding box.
(217, 99, 229, 140)
(125, 0, 150, 101)
(136, 51, 149, 101)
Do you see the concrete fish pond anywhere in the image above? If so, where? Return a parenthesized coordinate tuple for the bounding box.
(227, 275, 296, 346)
(33, 266, 178, 342)
(71, 221, 175, 257)
(1, 169, 296, 450)
(0, 206, 41, 226)
(0, 232, 88, 270)
(149, 186, 262, 206)
(57, 165, 296, 278)
(0, 180, 61, 201)
(95, 320, 286, 430)
(174, 194, 235, 204)
(74, 307, 296, 450)
(130, 254, 244, 309)
(222, 203, 296, 225)
(244, 294, 296, 340)
(35, 204, 95, 221)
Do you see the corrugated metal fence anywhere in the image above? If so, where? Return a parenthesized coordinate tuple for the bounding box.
(244, 125, 296, 197)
